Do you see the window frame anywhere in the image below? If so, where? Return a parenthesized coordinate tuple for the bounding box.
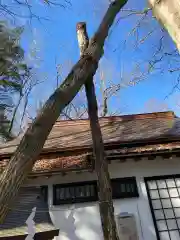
(53, 177, 138, 205)
(145, 174, 180, 240)
(111, 177, 139, 199)
(53, 181, 98, 205)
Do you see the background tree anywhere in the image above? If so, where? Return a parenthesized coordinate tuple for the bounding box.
(2, 0, 179, 118)
(0, 104, 13, 142)
(0, 0, 71, 23)
(0, 21, 31, 139)
(109, 0, 180, 106)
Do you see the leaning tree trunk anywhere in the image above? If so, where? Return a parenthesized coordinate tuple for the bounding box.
(0, 0, 128, 223)
(149, 0, 180, 52)
(76, 22, 119, 240)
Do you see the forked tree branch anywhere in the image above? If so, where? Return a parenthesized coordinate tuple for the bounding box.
(0, 0, 127, 223)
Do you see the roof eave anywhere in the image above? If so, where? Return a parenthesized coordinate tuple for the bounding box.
(1, 135, 180, 159)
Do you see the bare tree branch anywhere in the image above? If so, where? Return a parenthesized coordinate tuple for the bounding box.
(0, 0, 70, 23)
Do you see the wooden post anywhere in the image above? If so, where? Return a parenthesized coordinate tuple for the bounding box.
(76, 22, 119, 240)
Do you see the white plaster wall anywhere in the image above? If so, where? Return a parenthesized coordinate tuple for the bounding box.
(26, 156, 180, 240)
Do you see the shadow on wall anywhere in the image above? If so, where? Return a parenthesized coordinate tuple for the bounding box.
(57, 211, 80, 240)
(51, 203, 102, 240)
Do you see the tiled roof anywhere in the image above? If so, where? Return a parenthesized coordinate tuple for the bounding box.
(1, 141, 180, 174)
(1, 111, 180, 174)
(0, 111, 179, 156)
(0, 153, 92, 174)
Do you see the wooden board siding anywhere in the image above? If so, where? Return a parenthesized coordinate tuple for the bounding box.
(0, 187, 56, 238)
(0, 230, 59, 240)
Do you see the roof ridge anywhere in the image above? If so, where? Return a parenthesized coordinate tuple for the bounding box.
(54, 111, 175, 126)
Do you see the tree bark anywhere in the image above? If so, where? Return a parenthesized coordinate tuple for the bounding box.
(0, 0, 128, 223)
(77, 22, 119, 240)
(148, 0, 180, 52)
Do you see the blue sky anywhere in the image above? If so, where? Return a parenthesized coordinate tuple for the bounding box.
(7, 0, 180, 119)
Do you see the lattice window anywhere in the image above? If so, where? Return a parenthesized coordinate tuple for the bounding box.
(53, 181, 98, 205)
(53, 177, 138, 205)
(145, 175, 180, 240)
(112, 177, 139, 199)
